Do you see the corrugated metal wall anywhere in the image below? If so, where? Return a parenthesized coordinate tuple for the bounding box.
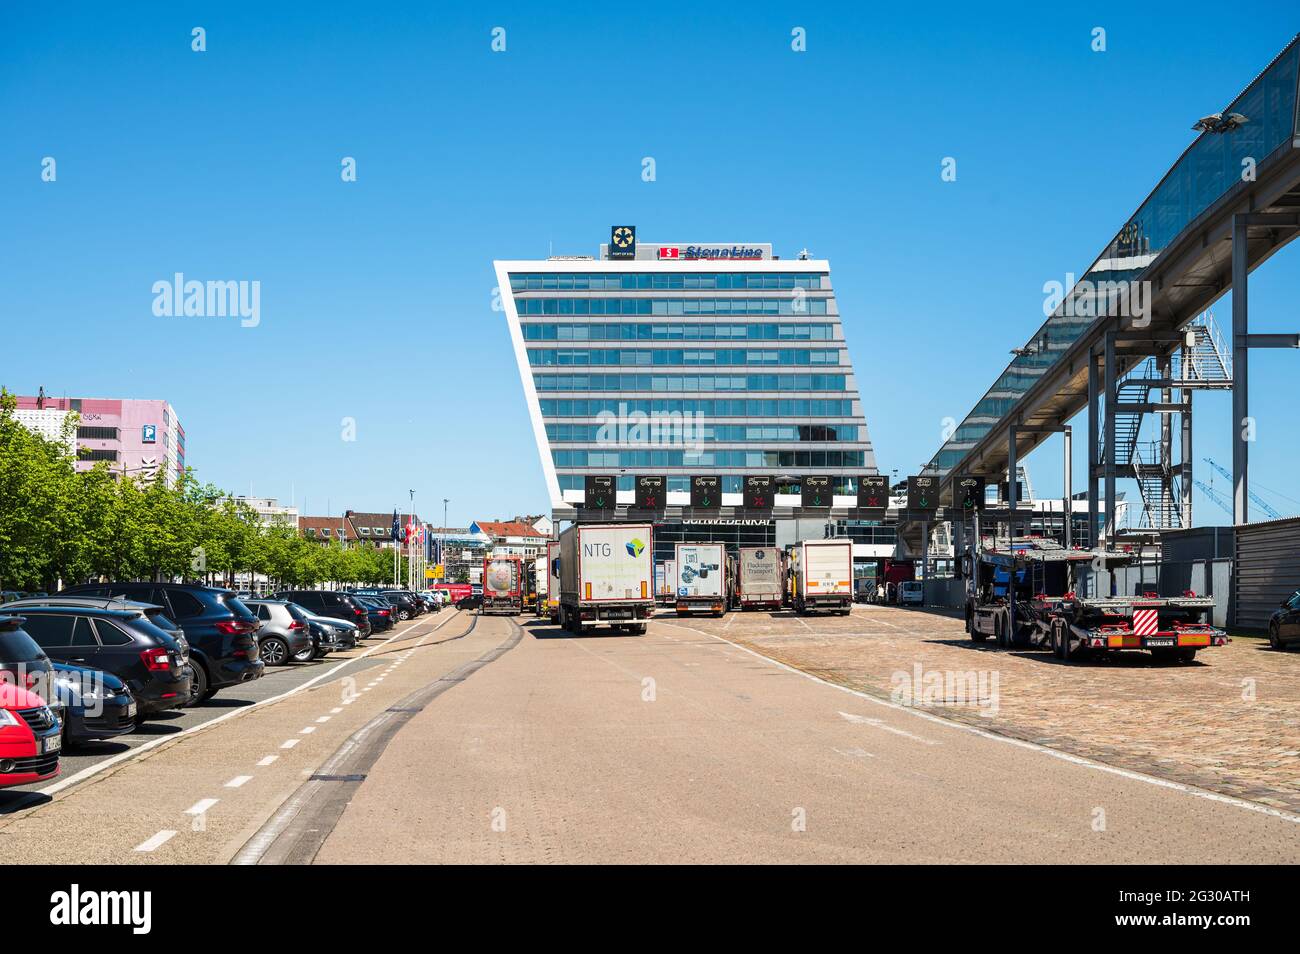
(1233, 516, 1300, 631)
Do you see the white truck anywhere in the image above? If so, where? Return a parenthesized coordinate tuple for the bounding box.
(790, 539, 853, 615)
(545, 541, 560, 622)
(533, 554, 549, 617)
(675, 542, 728, 617)
(558, 523, 654, 635)
(737, 546, 783, 610)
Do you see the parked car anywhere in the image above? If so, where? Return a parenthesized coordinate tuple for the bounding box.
(0, 614, 57, 705)
(244, 599, 315, 666)
(899, 581, 924, 606)
(351, 588, 422, 621)
(0, 679, 61, 788)
(1268, 589, 1300, 650)
(274, 591, 373, 637)
(13, 606, 191, 717)
(58, 583, 264, 703)
(3, 596, 191, 660)
(286, 604, 359, 652)
(456, 594, 483, 611)
(51, 661, 137, 746)
(353, 596, 396, 632)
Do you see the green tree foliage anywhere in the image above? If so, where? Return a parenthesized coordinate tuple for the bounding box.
(0, 390, 399, 592)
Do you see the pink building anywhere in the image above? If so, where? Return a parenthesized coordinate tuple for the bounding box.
(14, 393, 186, 486)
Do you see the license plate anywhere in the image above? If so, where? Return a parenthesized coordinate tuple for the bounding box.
(43, 735, 62, 754)
(1145, 637, 1175, 647)
(126, 702, 138, 718)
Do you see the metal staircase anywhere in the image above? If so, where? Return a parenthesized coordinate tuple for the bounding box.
(1096, 313, 1232, 531)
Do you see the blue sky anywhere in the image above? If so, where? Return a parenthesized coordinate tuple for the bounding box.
(2, 3, 1297, 527)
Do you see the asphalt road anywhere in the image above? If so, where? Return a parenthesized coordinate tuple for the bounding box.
(1, 606, 1296, 864)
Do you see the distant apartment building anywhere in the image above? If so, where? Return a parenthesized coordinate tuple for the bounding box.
(469, 519, 551, 558)
(235, 496, 300, 529)
(12, 391, 186, 487)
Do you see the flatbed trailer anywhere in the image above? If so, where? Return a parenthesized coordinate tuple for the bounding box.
(965, 538, 1227, 662)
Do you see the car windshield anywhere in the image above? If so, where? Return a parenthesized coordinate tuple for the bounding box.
(0, 629, 48, 663)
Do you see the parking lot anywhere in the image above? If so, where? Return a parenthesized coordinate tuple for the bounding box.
(662, 604, 1300, 812)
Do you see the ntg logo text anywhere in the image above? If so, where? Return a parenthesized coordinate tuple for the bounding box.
(50, 884, 151, 934)
(152, 272, 261, 328)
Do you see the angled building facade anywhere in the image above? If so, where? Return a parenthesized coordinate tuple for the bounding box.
(495, 232, 878, 524)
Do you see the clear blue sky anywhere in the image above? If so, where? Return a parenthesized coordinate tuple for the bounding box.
(3, 3, 1297, 527)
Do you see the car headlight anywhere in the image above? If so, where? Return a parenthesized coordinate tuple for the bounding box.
(0, 709, 19, 728)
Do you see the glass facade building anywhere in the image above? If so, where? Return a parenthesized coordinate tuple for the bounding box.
(495, 238, 878, 514)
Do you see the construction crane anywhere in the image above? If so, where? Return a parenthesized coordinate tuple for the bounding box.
(1202, 458, 1281, 519)
(1193, 479, 1234, 519)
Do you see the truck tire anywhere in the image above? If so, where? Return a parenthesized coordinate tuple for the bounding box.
(995, 611, 1008, 648)
(1051, 619, 1066, 660)
(629, 623, 647, 636)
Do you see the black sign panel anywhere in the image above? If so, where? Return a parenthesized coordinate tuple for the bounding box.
(690, 475, 720, 510)
(953, 475, 986, 513)
(742, 475, 773, 510)
(634, 475, 665, 511)
(584, 475, 616, 512)
(609, 225, 636, 260)
(856, 475, 888, 514)
(906, 475, 939, 511)
(801, 475, 833, 509)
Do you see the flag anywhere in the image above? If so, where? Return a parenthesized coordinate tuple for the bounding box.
(391, 510, 401, 541)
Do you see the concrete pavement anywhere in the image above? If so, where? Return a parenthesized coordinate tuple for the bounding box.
(313, 615, 1300, 864)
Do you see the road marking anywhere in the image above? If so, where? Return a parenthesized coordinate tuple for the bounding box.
(657, 619, 1300, 825)
(838, 710, 939, 745)
(184, 798, 219, 815)
(316, 716, 331, 723)
(134, 830, 177, 852)
(330, 707, 342, 714)
(257, 756, 278, 767)
(31, 613, 459, 800)
(300, 726, 316, 734)
(833, 747, 876, 759)
(281, 739, 300, 749)
(225, 775, 253, 788)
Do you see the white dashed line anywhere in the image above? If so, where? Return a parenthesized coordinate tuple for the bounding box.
(281, 739, 300, 749)
(838, 710, 939, 745)
(225, 775, 253, 788)
(134, 830, 177, 852)
(257, 756, 279, 767)
(184, 798, 219, 815)
(315, 716, 330, 723)
(300, 726, 316, 734)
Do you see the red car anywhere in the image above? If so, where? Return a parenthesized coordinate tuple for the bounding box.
(0, 680, 62, 789)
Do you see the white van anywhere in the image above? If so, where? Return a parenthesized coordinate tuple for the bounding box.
(899, 581, 924, 606)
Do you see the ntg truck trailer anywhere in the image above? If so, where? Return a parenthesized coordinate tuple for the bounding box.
(558, 523, 654, 635)
(675, 543, 727, 617)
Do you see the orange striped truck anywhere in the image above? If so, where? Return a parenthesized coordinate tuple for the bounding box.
(790, 539, 853, 616)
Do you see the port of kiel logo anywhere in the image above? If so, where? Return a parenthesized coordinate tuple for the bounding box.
(610, 225, 636, 259)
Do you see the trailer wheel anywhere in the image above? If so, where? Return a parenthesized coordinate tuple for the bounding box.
(994, 611, 1008, 648)
(1051, 619, 1067, 660)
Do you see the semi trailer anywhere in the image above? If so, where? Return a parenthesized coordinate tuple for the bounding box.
(482, 555, 525, 615)
(674, 543, 728, 617)
(790, 539, 853, 615)
(557, 523, 655, 635)
(545, 541, 560, 622)
(737, 546, 783, 610)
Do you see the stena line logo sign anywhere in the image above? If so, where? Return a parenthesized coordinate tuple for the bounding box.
(658, 245, 764, 260)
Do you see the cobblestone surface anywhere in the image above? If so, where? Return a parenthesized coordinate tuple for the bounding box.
(669, 605, 1300, 813)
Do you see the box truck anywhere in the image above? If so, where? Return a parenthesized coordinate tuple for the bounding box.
(737, 546, 783, 610)
(545, 541, 560, 621)
(482, 555, 524, 615)
(790, 539, 853, 615)
(656, 559, 677, 604)
(675, 542, 728, 617)
(533, 554, 549, 616)
(558, 523, 654, 634)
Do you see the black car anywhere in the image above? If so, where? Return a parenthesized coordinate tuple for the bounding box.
(353, 596, 396, 632)
(51, 661, 137, 746)
(456, 594, 483, 611)
(1268, 589, 1300, 650)
(274, 590, 373, 637)
(352, 589, 423, 621)
(59, 583, 264, 703)
(0, 615, 58, 709)
(15, 606, 191, 716)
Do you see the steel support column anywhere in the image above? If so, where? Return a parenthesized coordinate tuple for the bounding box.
(1103, 332, 1117, 545)
(1231, 213, 1249, 525)
(1063, 426, 1073, 550)
(1087, 349, 1099, 551)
